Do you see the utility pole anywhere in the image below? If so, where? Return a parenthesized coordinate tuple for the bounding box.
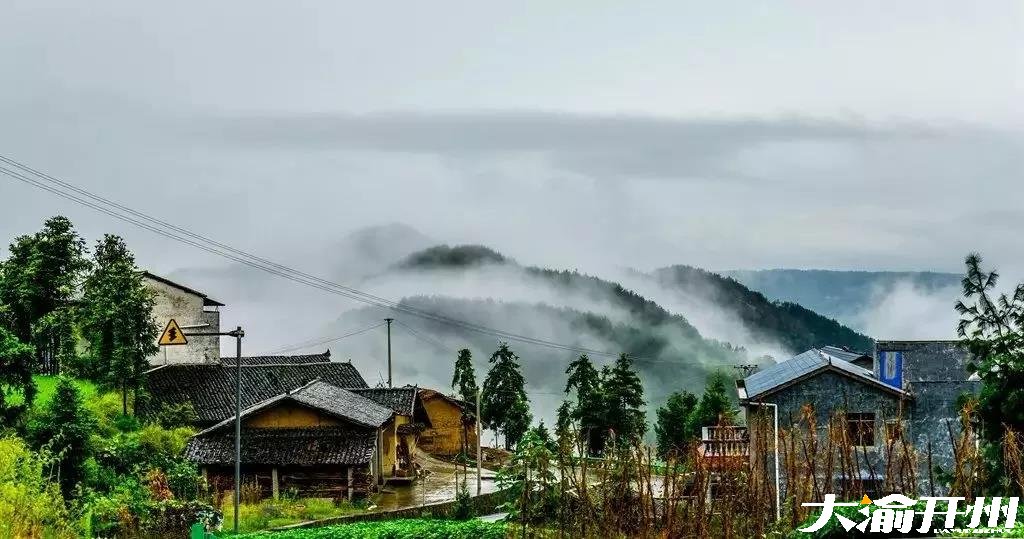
(233, 326, 243, 535)
(179, 324, 244, 534)
(476, 388, 482, 496)
(384, 318, 394, 387)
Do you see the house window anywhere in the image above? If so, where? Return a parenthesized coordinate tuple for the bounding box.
(846, 412, 876, 446)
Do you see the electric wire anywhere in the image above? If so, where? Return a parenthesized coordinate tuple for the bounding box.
(0, 156, 691, 366)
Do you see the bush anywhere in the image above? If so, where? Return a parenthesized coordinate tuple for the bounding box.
(0, 436, 78, 537)
(235, 518, 507, 539)
(147, 499, 222, 536)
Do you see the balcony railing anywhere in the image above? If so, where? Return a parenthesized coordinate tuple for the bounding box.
(698, 426, 749, 458)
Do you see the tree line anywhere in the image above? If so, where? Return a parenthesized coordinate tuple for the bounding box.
(0, 215, 157, 422)
(451, 342, 734, 455)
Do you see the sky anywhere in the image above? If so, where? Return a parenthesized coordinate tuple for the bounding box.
(1, 1, 1022, 299)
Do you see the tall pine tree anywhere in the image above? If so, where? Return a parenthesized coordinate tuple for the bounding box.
(481, 342, 532, 449)
(603, 353, 646, 447)
(78, 235, 157, 415)
(564, 354, 607, 455)
(451, 348, 479, 403)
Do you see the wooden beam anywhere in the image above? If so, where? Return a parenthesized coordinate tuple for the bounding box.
(347, 467, 354, 501)
(271, 467, 279, 500)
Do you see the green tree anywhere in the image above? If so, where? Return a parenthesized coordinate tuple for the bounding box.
(451, 348, 479, 403)
(685, 372, 735, 436)
(955, 253, 1024, 487)
(0, 326, 35, 421)
(655, 390, 698, 458)
(30, 377, 96, 498)
(603, 353, 646, 447)
(563, 354, 607, 455)
(0, 216, 88, 374)
(481, 342, 532, 449)
(497, 428, 559, 530)
(78, 235, 158, 415)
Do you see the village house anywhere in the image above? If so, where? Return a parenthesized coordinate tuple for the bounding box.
(733, 341, 980, 497)
(145, 352, 479, 498)
(141, 275, 482, 499)
(143, 272, 222, 365)
(185, 380, 393, 499)
(416, 388, 478, 457)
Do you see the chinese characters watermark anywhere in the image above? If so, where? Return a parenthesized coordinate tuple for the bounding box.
(799, 494, 1018, 534)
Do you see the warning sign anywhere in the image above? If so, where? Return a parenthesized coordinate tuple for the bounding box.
(159, 319, 188, 346)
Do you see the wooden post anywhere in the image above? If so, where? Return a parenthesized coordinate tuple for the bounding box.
(347, 467, 354, 501)
(271, 467, 279, 500)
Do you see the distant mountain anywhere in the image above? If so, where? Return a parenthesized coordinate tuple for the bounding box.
(330, 245, 875, 404)
(396, 244, 507, 270)
(649, 266, 873, 354)
(723, 269, 962, 323)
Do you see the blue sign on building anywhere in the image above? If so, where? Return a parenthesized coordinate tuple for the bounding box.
(878, 350, 903, 389)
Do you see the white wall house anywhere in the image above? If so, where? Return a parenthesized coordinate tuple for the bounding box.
(143, 272, 222, 365)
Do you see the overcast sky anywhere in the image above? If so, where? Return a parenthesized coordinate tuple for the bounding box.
(1, 1, 1022, 280)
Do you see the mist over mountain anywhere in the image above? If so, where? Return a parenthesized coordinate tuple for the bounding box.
(316, 243, 873, 425)
(723, 269, 963, 336)
(156, 228, 893, 425)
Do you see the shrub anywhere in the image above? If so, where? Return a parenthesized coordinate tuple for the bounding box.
(0, 436, 78, 538)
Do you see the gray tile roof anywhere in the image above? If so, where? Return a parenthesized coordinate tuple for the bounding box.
(742, 348, 907, 400)
(350, 387, 418, 416)
(196, 380, 394, 435)
(291, 381, 393, 428)
(144, 360, 369, 425)
(219, 351, 333, 366)
(185, 426, 376, 466)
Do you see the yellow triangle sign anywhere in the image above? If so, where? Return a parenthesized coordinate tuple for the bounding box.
(860, 494, 872, 505)
(159, 319, 188, 346)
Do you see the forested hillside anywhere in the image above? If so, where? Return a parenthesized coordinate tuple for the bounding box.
(650, 265, 873, 353)
(724, 268, 962, 323)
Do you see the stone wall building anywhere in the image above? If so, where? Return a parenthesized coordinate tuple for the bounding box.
(143, 272, 222, 365)
(736, 341, 980, 498)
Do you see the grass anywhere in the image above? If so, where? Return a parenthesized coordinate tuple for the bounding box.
(231, 518, 507, 538)
(220, 497, 366, 534)
(3, 375, 99, 409)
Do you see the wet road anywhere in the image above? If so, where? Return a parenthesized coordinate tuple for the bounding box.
(372, 450, 499, 511)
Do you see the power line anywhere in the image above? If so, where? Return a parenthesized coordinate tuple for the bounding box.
(0, 156, 687, 365)
(267, 321, 387, 355)
(393, 319, 451, 353)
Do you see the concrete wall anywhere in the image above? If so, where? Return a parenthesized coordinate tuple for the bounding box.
(874, 341, 981, 486)
(145, 276, 220, 365)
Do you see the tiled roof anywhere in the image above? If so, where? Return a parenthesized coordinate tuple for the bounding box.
(351, 387, 418, 416)
(185, 426, 376, 466)
(291, 381, 393, 428)
(196, 380, 393, 434)
(742, 348, 908, 400)
(144, 361, 369, 425)
(419, 388, 471, 411)
(219, 351, 332, 366)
